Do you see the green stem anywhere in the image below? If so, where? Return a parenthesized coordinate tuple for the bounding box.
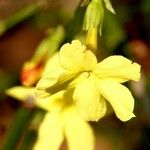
(0, 4, 39, 35)
(2, 108, 33, 150)
(20, 129, 37, 150)
(19, 110, 45, 150)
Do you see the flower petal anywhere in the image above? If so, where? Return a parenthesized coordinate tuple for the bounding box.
(6, 86, 35, 101)
(36, 53, 64, 99)
(36, 54, 76, 98)
(63, 106, 95, 150)
(59, 40, 97, 72)
(93, 55, 141, 82)
(68, 72, 90, 89)
(98, 79, 135, 121)
(83, 50, 97, 71)
(33, 112, 64, 150)
(37, 51, 82, 97)
(36, 71, 76, 100)
(59, 40, 86, 71)
(36, 73, 58, 91)
(73, 74, 106, 121)
(35, 90, 66, 112)
(42, 53, 62, 75)
(37, 53, 65, 90)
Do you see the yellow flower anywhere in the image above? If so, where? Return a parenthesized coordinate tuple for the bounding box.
(34, 90, 95, 150)
(6, 87, 95, 150)
(37, 40, 141, 122)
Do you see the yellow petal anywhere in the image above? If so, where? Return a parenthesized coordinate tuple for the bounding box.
(36, 52, 77, 96)
(73, 74, 106, 121)
(68, 72, 90, 89)
(59, 40, 97, 72)
(83, 50, 97, 71)
(59, 40, 86, 71)
(36, 71, 76, 100)
(6, 86, 35, 101)
(36, 53, 63, 97)
(33, 112, 64, 150)
(36, 74, 58, 91)
(93, 55, 141, 82)
(63, 106, 95, 150)
(35, 90, 66, 112)
(42, 53, 62, 75)
(98, 79, 135, 121)
(37, 53, 65, 90)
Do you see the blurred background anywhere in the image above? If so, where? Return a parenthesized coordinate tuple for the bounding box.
(0, 0, 150, 149)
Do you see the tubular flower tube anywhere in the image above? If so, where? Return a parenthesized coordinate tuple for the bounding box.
(85, 27, 98, 53)
(36, 40, 141, 122)
(6, 87, 95, 150)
